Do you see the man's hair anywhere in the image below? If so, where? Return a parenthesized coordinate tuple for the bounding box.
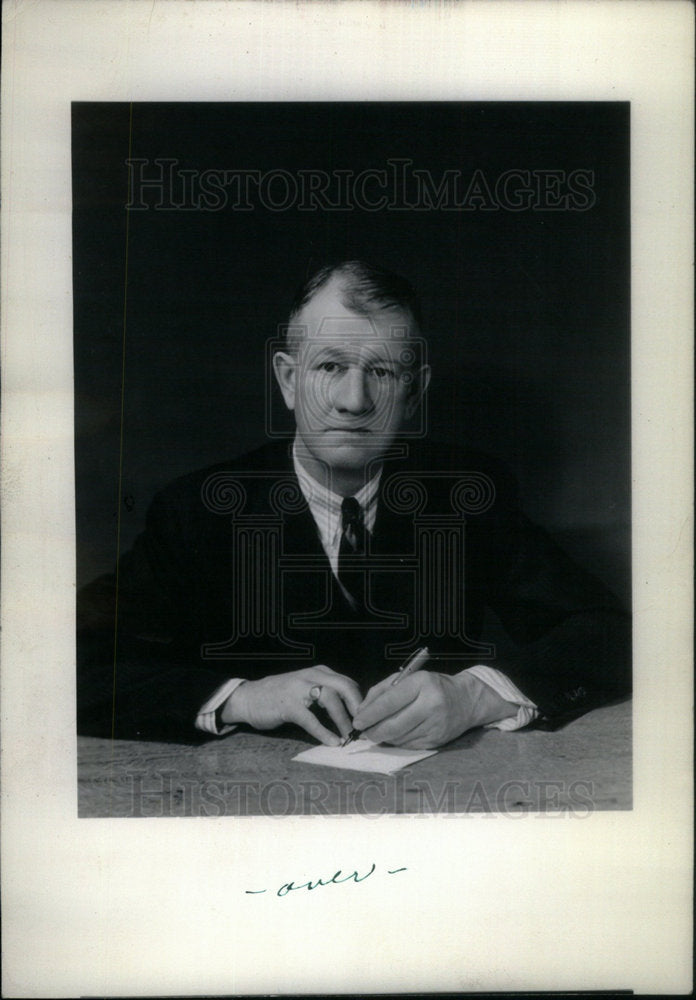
(286, 260, 423, 347)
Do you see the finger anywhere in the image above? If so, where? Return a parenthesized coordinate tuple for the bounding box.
(360, 699, 425, 746)
(355, 673, 401, 713)
(353, 676, 421, 730)
(332, 681, 363, 717)
(361, 714, 424, 747)
(356, 697, 428, 746)
(383, 720, 434, 749)
(317, 688, 354, 738)
(311, 666, 362, 715)
(292, 706, 342, 746)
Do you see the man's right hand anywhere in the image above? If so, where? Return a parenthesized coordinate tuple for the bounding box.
(219, 665, 362, 745)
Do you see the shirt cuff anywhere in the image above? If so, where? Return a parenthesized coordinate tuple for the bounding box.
(195, 678, 247, 736)
(463, 665, 540, 731)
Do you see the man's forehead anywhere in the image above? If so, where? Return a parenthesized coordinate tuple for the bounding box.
(300, 315, 411, 343)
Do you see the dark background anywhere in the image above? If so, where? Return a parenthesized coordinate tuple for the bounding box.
(72, 102, 630, 605)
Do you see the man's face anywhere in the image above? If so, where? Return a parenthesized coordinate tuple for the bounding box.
(274, 281, 428, 487)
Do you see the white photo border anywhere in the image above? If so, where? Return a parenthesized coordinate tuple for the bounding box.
(1, 1, 692, 995)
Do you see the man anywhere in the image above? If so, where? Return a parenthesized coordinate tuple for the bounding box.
(77, 260, 631, 746)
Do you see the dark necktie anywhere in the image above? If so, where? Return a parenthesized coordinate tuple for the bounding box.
(338, 496, 367, 608)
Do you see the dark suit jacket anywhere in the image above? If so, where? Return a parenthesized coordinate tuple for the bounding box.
(77, 439, 631, 740)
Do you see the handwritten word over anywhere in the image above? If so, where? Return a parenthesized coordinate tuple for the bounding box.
(246, 863, 408, 897)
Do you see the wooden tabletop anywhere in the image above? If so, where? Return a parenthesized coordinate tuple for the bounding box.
(77, 698, 631, 817)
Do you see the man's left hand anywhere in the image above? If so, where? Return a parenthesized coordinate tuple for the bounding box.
(351, 670, 518, 749)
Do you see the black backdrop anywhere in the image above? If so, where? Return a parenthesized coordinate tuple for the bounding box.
(72, 102, 630, 604)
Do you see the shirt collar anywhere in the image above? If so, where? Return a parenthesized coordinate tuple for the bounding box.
(292, 436, 382, 526)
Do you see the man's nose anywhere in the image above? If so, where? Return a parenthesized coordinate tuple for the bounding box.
(332, 366, 372, 413)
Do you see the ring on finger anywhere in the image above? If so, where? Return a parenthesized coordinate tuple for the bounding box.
(303, 684, 323, 708)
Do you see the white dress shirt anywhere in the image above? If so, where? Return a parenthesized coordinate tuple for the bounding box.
(196, 440, 539, 734)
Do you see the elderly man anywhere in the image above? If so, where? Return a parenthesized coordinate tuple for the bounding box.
(77, 260, 630, 746)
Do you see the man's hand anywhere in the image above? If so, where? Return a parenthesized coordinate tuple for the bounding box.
(351, 670, 518, 749)
(220, 665, 362, 745)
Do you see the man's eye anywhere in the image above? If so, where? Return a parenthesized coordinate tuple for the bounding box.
(317, 361, 340, 373)
(371, 367, 395, 380)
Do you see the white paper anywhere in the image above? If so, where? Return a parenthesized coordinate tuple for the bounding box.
(293, 739, 437, 774)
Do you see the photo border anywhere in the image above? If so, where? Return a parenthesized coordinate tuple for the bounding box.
(2, 1, 692, 995)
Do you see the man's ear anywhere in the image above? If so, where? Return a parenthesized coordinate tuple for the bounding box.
(272, 351, 297, 410)
(404, 364, 431, 418)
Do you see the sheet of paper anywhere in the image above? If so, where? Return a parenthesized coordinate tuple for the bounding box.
(2, 3, 693, 998)
(293, 739, 437, 775)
